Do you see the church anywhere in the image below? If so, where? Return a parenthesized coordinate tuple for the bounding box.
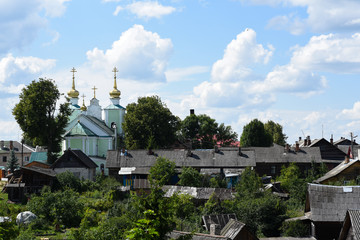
(62, 67, 126, 170)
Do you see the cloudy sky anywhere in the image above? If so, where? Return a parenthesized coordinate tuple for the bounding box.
(2, 0, 360, 144)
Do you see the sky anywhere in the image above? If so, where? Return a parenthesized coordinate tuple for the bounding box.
(2, 0, 360, 145)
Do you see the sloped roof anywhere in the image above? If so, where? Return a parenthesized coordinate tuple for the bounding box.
(0, 141, 34, 154)
(202, 214, 237, 232)
(106, 148, 256, 169)
(338, 145, 360, 159)
(82, 115, 114, 136)
(220, 218, 246, 239)
(334, 138, 358, 146)
(104, 103, 125, 110)
(307, 138, 347, 160)
(64, 122, 97, 137)
(163, 186, 234, 201)
(306, 184, 360, 222)
(29, 152, 48, 164)
(314, 159, 360, 183)
(52, 149, 98, 169)
(21, 166, 57, 177)
(169, 230, 229, 240)
(338, 210, 360, 240)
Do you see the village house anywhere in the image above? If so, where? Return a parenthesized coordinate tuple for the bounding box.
(338, 209, 360, 240)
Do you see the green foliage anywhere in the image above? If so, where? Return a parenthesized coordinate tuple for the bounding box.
(236, 167, 263, 198)
(181, 114, 237, 149)
(148, 157, 176, 187)
(277, 163, 307, 204)
(240, 119, 273, 147)
(216, 123, 238, 147)
(12, 78, 71, 163)
(171, 194, 196, 220)
(27, 187, 84, 228)
(126, 210, 160, 240)
(0, 221, 18, 240)
(281, 220, 310, 237)
(55, 171, 81, 192)
(177, 167, 202, 187)
(80, 208, 101, 229)
(264, 120, 287, 146)
(6, 150, 19, 174)
(202, 192, 225, 215)
(123, 95, 179, 149)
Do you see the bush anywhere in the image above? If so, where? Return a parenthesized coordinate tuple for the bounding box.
(281, 220, 310, 237)
(56, 171, 81, 192)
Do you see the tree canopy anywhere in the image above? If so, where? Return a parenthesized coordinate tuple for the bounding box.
(240, 119, 273, 147)
(12, 78, 71, 163)
(123, 96, 179, 149)
(264, 120, 287, 146)
(181, 114, 238, 149)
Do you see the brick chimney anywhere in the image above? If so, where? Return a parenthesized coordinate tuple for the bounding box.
(295, 141, 299, 152)
(9, 140, 13, 150)
(330, 134, 333, 145)
(307, 136, 311, 145)
(304, 139, 308, 146)
(210, 224, 221, 235)
(285, 144, 290, 152)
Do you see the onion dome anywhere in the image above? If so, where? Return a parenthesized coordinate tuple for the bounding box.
(68, 67, 79, 98)
(109, 67, 121, 99)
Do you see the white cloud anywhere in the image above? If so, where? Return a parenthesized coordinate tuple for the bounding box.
(165, 66, 209, 82)
(211, 28, 273, 82)
(340, 102, 360, 120)
(86, 24, 173, 82)
(113, 1, 176, 19)
(245, 0, 360, 34)
(0, 54, 56, 92)
(0, 0, 69, 53)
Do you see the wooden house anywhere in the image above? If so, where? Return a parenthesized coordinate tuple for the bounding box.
(304, 184, 360, 240)
(338, 210, 360, 240)
(314, 159, 360, 184)
(52, 149, 98, 180)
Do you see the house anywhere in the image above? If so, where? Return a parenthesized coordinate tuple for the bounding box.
(333, 137, 358, 147)
(0, 140, 34, 169)
(314, 159, 360, 184)
(169, 218, 258, 240)
(51, 149, 98, 180)
(338, 209, 360, 240)
(304, 184, 360, 240)
(62, 67, 125, 164)
(106, 147, 256, 188)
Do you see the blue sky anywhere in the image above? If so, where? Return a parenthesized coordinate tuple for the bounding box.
(2, 0, 360, 145)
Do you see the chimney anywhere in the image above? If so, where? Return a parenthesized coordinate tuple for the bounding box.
(186, 149, 192, 157)
(238, 147, 242, 156)
(190, 109, 195, 115)
(285, 144, 290, 153)
(295, 141, 299, 152)
(304, 139, 308, 146)
(214, 145, 219, 153)
(9, 140, 13, 150)
(0, 140, 3, 149)
(299, 137, 302, 142)
(307, 136, 311, 145)
(210, 224, 221, 235)
(345, 155, 350, 164)
(330, 134, 333, 145)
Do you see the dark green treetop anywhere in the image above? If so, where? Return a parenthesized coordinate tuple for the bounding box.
(123, 96, 179, 149)
(12, 78, 71, 163)
(240, 119, 273, 147)
(264, 120, 287, 146)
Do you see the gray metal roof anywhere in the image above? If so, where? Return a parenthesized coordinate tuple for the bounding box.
(220, 218, 246, 239)
(169, 230, 229, 240)
(163, 186, 234, 201)
(106, 148, 256, 169)
(202, 214, 237, 232)
(339, 210, 360, 240)
(306, 184, 360, 222)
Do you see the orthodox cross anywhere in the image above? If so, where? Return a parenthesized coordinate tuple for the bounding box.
(81, 94, 86, 103)
(92, 86, 97, 99)
(112, 67, 118, 89)
(70, 67, 77, 89)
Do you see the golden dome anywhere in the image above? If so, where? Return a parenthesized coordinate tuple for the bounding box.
(110, 88, 121, 99)
(68, 67, 79, 98)
(80, 94, 87, 111)
(110, 66, 121, 99)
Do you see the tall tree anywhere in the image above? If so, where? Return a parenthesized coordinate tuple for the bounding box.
(264, 120, 287, 146)
(123, 96, 179, 149)
(6, 150, 19, 173)
(181, 114, 237, 149)
(240, 119, 272, 147)
(12, 78, 71, 163)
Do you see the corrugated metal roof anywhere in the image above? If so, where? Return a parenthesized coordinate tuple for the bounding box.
(29, 152, 48, 163)
(220, 218, 245, 239)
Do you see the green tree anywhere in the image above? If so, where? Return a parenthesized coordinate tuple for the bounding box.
(177, 167, 202, 187)
(123, 96, 179, 149)
(264, 120, 287, 146)
(240, 119, 272, 147)
(148, 157, 176, 187)
(216, 123, 238, 147)
(55, 171, 81, 192)
(6, 150, 19, 173)
(13, 78, 71, 163)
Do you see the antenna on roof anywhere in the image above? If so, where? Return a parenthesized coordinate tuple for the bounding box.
(301, 130, 306, 139)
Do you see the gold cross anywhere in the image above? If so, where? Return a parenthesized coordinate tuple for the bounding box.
(112, 67, 119, 89)
(70, 67, 77, 89)
(81, 94, 86, 101)
(92, 86, 97, 99)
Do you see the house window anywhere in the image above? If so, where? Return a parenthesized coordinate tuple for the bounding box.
(271, 166, 276, 175)
(2, 156, 6, 162)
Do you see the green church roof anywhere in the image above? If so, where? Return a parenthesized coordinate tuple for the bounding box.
(65, 122, 97, 137)
(104, 103, 125, 110)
